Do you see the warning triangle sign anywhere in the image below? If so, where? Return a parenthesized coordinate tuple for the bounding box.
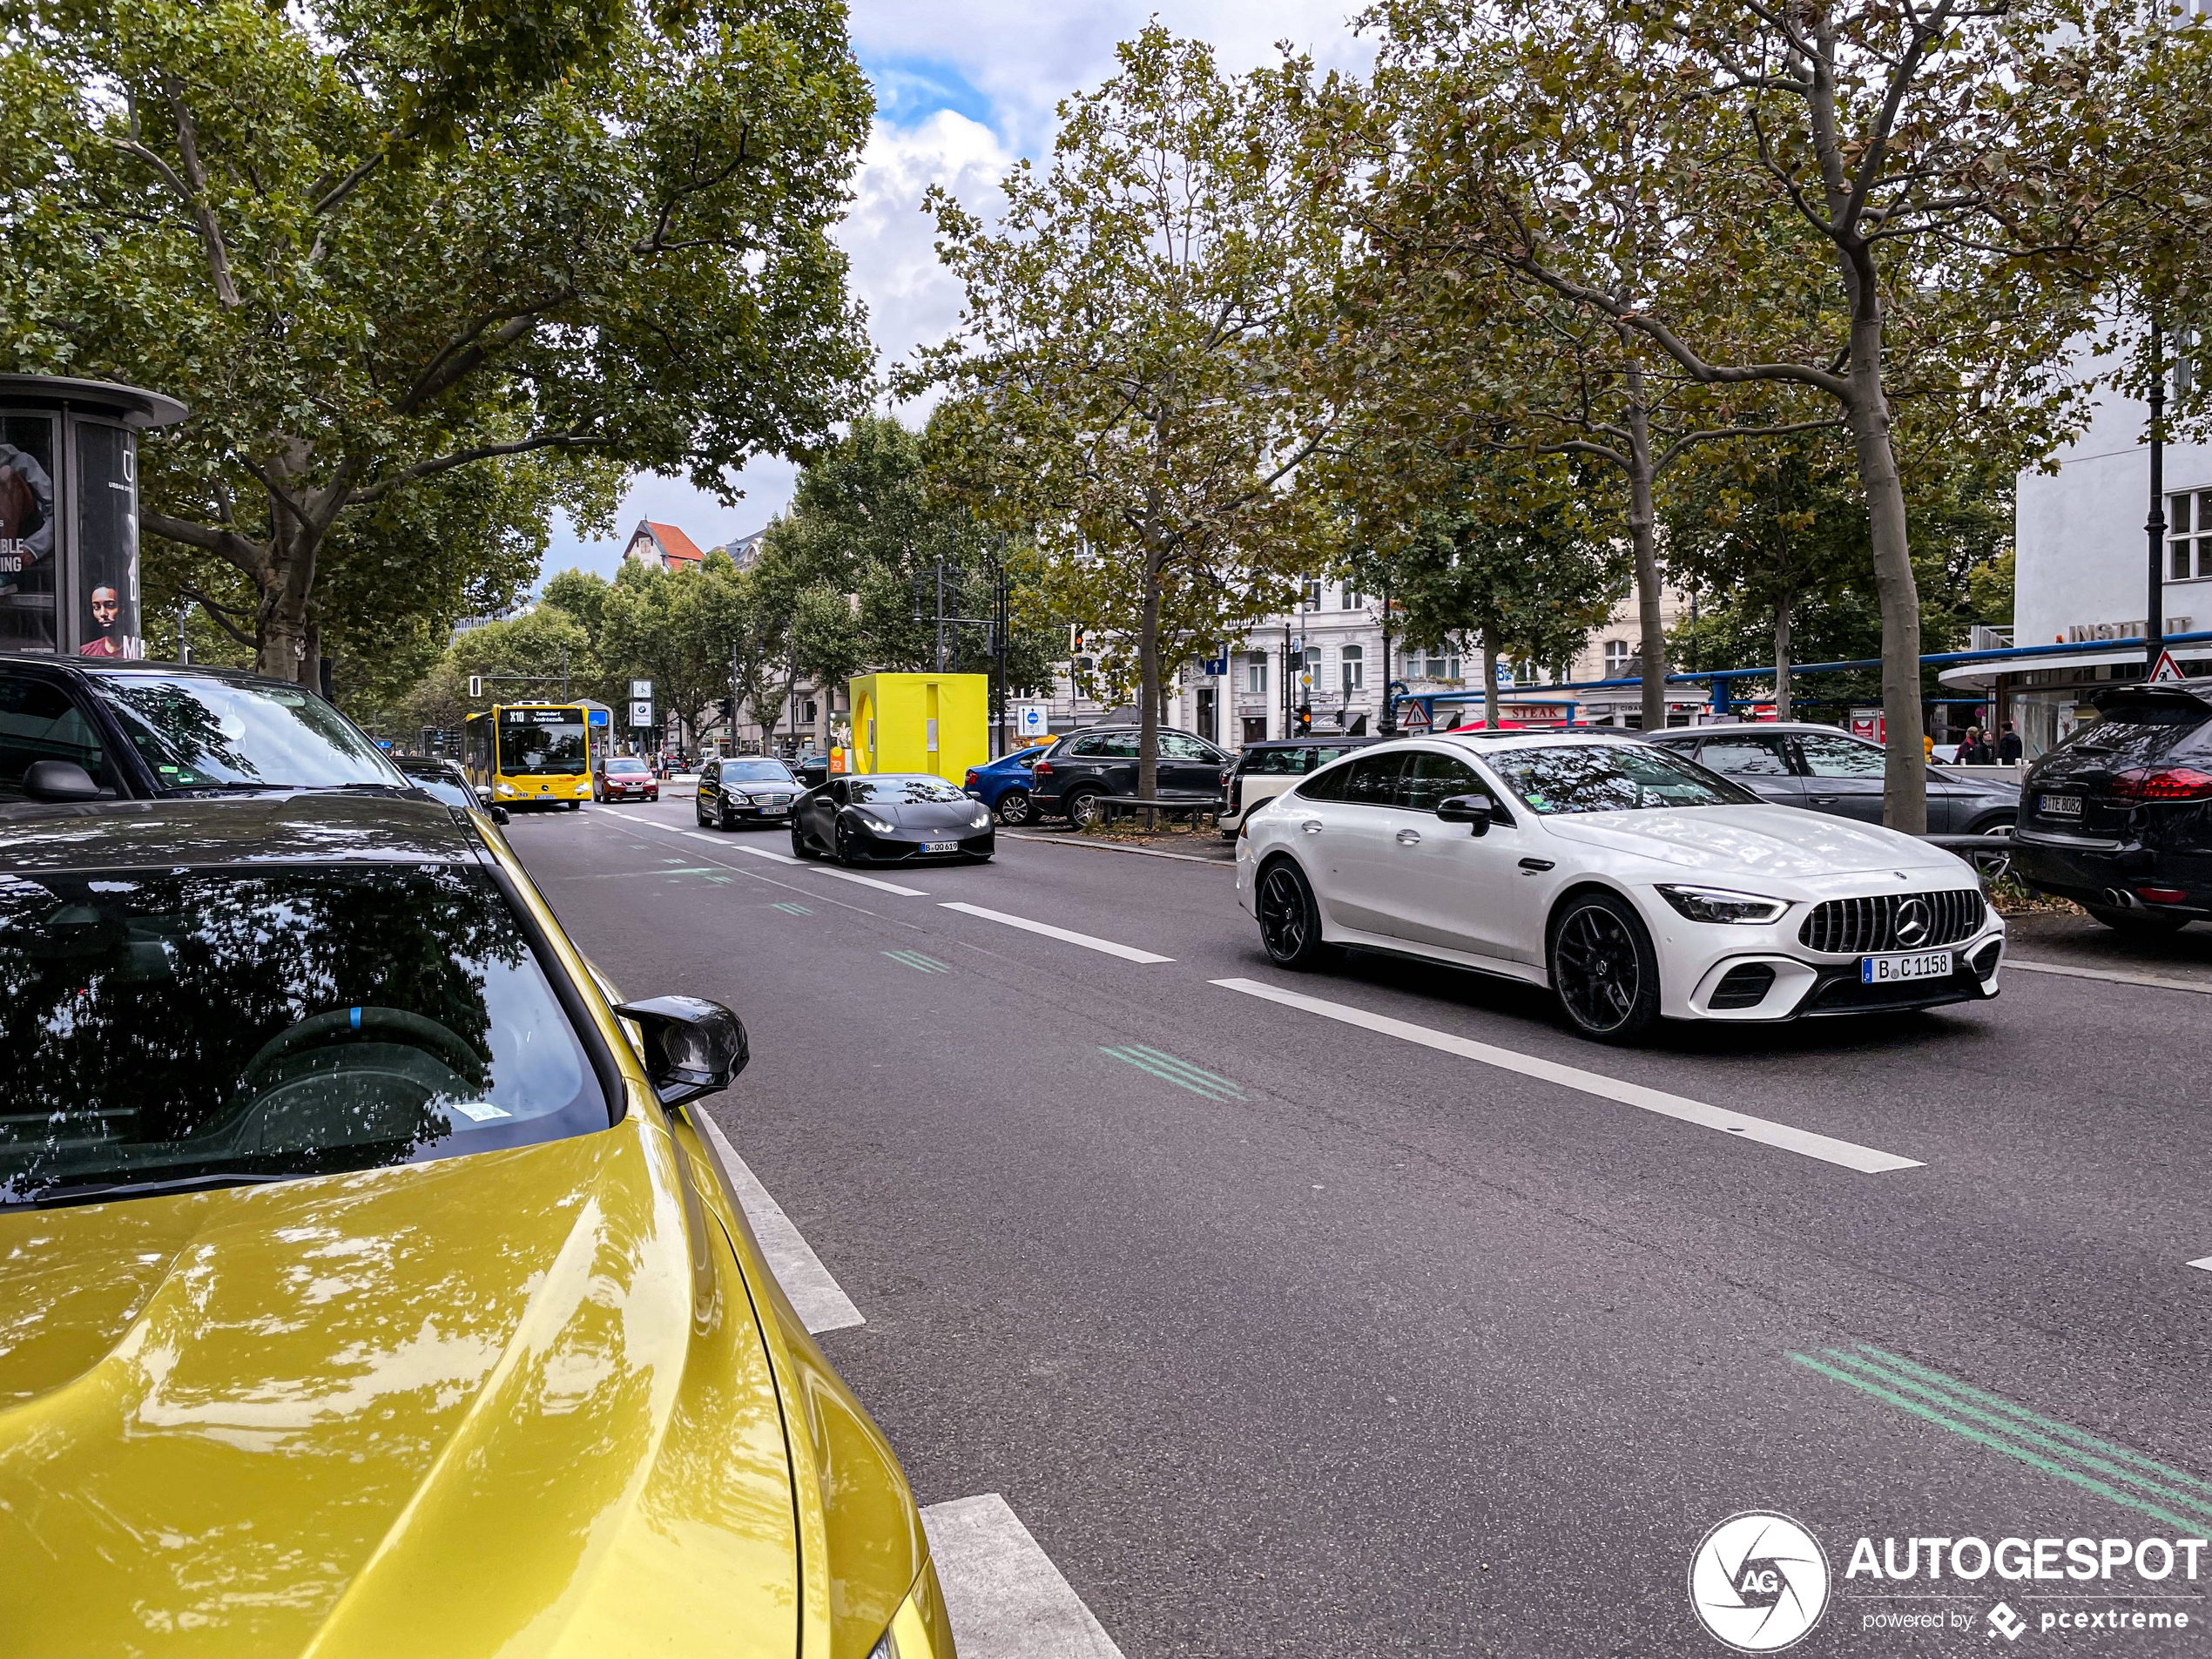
(2149, 650, 2189, 685)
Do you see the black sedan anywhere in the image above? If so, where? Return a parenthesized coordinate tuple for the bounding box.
(790, 773, 995, 865)
(697, 755, 801, 829)
(2010, 678, 2212, 933)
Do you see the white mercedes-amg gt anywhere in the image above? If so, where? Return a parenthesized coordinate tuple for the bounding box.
(1234, 732, 2006, 1042)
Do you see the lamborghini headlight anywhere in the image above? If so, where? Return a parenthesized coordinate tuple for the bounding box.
(860, 814, 897, 836)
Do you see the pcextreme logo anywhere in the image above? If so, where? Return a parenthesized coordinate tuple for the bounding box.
(1690, 1512, 1833, 1652)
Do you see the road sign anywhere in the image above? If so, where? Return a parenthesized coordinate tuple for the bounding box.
(587, 708, 609, 725)
(2150, 649, 2189, 684)
(629, 700, 653, 729)
(1201, 644, 1229, 676)
(1015, 704, 1050, 738)
(630, 678, 653, 699)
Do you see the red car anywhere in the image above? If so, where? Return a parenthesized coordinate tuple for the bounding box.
(594, 753, 659, 802)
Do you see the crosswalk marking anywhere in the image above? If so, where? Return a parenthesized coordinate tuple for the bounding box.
(1211, 976, 1922, 1173)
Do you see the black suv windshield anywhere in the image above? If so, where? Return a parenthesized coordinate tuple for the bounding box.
(2058, 697, 2212, 766)
(87, 673, 400, 792)
(1490, 744, 1757, 814)
(0, 864, 610, 1209)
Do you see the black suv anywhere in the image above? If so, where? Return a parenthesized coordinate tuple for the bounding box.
(1029, 725, 1233, 826)
(2011, 679, 2212, 933)
(0, 654, 404, 810)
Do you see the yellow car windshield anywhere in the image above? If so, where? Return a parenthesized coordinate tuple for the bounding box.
(0, 865, 611, 1210)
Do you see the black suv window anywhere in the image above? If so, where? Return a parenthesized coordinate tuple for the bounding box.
(2059, 697, 2212, 765)
(0, 672, 108, 797)
(1246, 747, 1308, 776)
(84, 672, 397, 792)
(0, 863, 610, 1210)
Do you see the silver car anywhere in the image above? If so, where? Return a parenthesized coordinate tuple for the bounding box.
(1646, 723, 2019, 834)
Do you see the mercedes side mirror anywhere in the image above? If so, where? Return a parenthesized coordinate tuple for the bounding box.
(614, 995, 750, 1109)
(1436, 793, 1497, 836)
(24, 759, 103, 802)
(475, 784, 495, 806)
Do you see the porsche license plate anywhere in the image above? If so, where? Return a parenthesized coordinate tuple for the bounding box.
(924, 840, 959, 853)
(2038, 792, 2082, 818)
(1861, 949, 1953, 984)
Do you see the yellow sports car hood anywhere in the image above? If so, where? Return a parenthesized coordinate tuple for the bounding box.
(0, 1117, 802, 1659)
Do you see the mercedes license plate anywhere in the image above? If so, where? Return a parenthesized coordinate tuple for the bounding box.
(1861, 949, 1953, 984)
(759, 803, 787, 816)
(924, 840, 959, 853)
(2039, 792, 2083, 818)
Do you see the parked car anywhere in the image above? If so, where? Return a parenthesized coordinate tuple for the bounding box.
(1643, 723, 2020, 834)
(392, 752, 509, 825)
(594, 752, 660, 802)
(964, 745, 1050, 825)
(1217, 736, 1379, 838)
(1237, 732, 2004, 1042)
(1029, 725, 1234, 826)
(0, 653, 405, 810)
(791, 773, 995, 865)
(0, 791, 953, 1657)
(2009, 678, 2212, 933)
(697, 755, 803, 830)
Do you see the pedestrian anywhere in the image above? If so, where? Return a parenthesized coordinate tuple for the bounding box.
(1965, 726, 1995, 765)
(1997, 720, 2022, 763)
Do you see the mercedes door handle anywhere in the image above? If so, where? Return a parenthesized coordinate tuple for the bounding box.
(1518, 857, 1554, 872)
(1809, 794, 1838, 805)
(1395, 827, 1422, 845)
(1301, 819, 1324, 834)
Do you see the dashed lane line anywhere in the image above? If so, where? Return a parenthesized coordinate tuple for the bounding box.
(694, 1112, 864, 1335)
(2190, 1258, 2212, 1272)
(937, 901, 1174, 964)
(1210, 976, 1922, 1174)
(921, 1494, 1126, 1659)
(596, 809, 932, 895)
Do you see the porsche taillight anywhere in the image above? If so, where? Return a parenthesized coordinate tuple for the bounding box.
(2109, 766, 2212, 801)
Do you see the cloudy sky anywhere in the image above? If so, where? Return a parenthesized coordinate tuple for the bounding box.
(539, 0, 1374, 582)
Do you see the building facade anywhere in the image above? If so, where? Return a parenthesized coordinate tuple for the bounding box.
(1943, 358, 2211, 757)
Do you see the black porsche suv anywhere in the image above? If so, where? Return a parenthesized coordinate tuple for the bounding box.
(2010, 678, 2212, 933)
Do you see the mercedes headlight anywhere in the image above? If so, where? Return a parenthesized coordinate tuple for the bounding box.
(495, 782, 516, 797)
(1656, 885, 1789, 925)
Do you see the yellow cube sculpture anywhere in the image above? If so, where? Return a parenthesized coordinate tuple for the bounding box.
(847, 672, 989, 783)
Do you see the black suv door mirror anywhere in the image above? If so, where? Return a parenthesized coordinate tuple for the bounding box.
(1435, 793, 1497, 836)
(613, 995, 750, 1108)
(24, 759, 102, 802)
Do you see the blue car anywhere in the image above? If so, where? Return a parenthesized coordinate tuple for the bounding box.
(964, 745, 1050, 826)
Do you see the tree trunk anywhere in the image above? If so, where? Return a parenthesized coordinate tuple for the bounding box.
(1623, 374, 1667, 733)
(1839, 280, 1926, 833)
(1480, 628, 1500, 729)
(1773, 594, 1793, 722)
(1137, 536, 1163, 800)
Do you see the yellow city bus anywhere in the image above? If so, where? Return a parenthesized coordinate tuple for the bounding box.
(464, 703, 595, 811)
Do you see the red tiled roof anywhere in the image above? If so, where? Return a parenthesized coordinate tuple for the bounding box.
(645, 521, 706, 565)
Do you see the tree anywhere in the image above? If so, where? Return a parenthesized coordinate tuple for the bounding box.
(1353, 0, 2098, 828)
(0, 0, 872, 685)
(921, 28, 1342, 796)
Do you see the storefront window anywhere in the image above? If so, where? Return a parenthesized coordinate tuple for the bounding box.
(0, 414, 57, 653)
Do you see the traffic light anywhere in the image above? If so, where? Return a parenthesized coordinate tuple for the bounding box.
(718, 695, 737, 724)
(1069, 623, 1090, 655)
(1294, 704, 1312, 735)
(468, 675, 483, 699)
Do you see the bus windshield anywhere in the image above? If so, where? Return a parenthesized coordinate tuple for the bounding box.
(497, 711, 587, 776)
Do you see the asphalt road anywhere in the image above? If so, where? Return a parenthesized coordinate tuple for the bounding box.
(505, 799, 2212, 1658)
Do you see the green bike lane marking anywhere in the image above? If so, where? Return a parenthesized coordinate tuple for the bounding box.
(772, 902, 813, 916)
(883, 949, 952, 974)
(1098, 1044, 1244, 1102)
(1790, 1345, 2212, 1530)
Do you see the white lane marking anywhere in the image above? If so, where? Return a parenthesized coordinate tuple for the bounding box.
(939, 901, 1173, 963)
(921, 1494, 1125, 1659)
(1211, 977, 1922, 1174)
(696, 833, 930, 894)
(1001, 831, 1225, 866)
(2190, 1258, 2212, 1272)
(695, 1112, 864, 1334)
(2005, 958, 2212, 997)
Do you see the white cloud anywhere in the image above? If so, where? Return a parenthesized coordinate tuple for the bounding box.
(537, 2, 1371, 586)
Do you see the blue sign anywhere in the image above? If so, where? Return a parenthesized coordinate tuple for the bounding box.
(375, 738, 392, 749)
(1201, 653, 1229, 677)
(588, 708, 610, 725)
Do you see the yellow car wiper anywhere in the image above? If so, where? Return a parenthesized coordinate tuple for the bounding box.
(2, 1170, 295, 1211)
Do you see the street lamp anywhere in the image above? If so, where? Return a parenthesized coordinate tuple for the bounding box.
(2147, 314, 2168, 677)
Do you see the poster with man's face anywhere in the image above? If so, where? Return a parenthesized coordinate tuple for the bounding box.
(0, 413, 57, 652)
(75, 421, 140, 659)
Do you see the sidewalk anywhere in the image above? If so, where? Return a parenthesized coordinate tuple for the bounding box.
(2004, 912, 2212, 993)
